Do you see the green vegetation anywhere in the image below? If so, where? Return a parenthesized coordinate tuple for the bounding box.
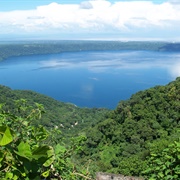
(143, 140, 180, 179)
(0, 99, 92, 179)
(0, 85, 109, 138)
(77, 77, 180, 178)
(0, 40, 180, 61)
(0, 77, 180, 179)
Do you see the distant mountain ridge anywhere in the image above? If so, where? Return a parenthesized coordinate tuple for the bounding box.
(0, 41, 180, 61)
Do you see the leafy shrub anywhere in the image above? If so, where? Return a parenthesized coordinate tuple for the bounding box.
(143, 140, 180, 180)
(0, 99, 91, 180)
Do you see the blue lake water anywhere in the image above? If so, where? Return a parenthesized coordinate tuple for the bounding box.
(0, 50, 180, 109)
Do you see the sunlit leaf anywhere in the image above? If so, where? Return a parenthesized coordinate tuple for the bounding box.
(42, 170, 50, 178)
(14, 142, 32, 160)
(0, 126, 13, 146)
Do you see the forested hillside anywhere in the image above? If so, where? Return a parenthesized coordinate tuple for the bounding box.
(0, 77, 179, 179)
(0, 85, 109, 137)
(78, 77, 180, 179)
(0, 84, 109, 179)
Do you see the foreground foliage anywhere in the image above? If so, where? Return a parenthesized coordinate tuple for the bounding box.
(0, 77, 179, 179)
(144, 140, 180, 180)
(0, 99, 91, 180)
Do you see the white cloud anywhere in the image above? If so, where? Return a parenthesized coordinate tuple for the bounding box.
(0, 0, 180, 39)
(80, 1, 93, 9)
(168, 0, 180, 5)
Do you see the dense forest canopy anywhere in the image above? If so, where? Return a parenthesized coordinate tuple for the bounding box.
(78, 77, 180, 178)
(0, 76, 179, 179)
(0, 85, 109, 138)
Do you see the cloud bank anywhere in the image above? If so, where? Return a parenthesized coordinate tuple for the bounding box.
(0, 0, 180, 40)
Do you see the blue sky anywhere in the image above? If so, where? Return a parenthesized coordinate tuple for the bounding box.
(0, 0, 180, 41)
(0, 0, 167, 11)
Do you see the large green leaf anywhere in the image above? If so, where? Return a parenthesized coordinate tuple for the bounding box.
(0, 126, 13, 146)
(15, 142, 32, 160)
(5, 172, 13, 179)
(32, 145, 51, 160)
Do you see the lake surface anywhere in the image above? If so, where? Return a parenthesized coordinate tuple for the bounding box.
(0, 50, 180, 109)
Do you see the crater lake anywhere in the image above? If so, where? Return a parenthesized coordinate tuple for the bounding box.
(0, 49, 179, 109)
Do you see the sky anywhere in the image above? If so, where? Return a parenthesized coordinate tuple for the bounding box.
(0, 0, 180, 41)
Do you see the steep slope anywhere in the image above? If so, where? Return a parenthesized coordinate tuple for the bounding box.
(0, 85, 109, 137)
(0, 77, 180, 178)
(79, 77, 180, 176)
